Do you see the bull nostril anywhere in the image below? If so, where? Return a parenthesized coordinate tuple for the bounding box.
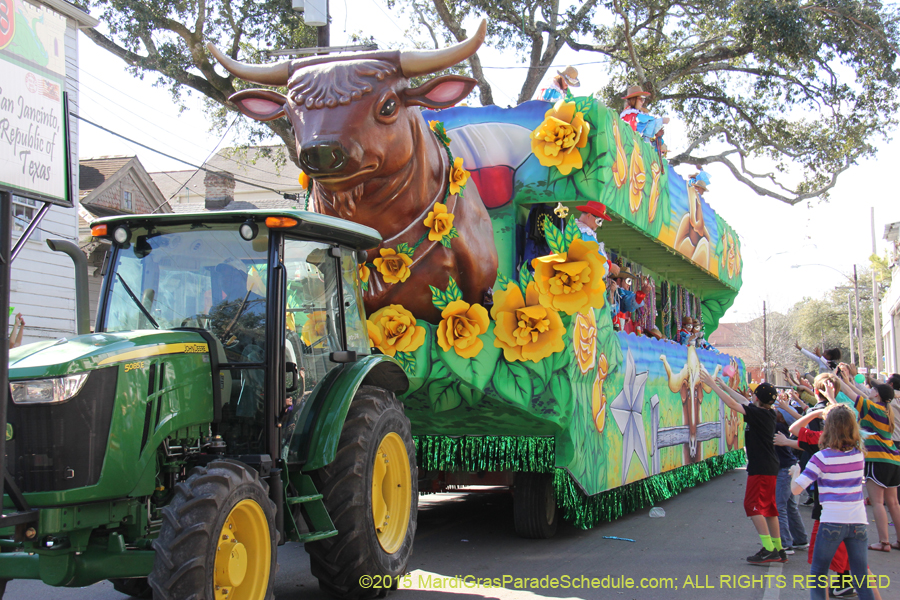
(299, 142, 349, 174)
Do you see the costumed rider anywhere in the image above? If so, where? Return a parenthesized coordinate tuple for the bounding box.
(689, 168, 710, 197)
(536, 66, 579, 103)
(608, 269, 649, 334)
(620, 85, 669, 155)
(676, 316, 695, 346)
(574, 200, 619, 278)
(693, 318, 716, 351)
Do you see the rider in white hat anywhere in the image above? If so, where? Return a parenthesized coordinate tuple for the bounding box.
(537, 66, 580, 102)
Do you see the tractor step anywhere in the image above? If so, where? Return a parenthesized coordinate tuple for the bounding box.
(286, 494, 323, 505)
(297, 529, 338, 542)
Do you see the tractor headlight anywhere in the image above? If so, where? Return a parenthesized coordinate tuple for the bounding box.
(10, 373, 90, 405)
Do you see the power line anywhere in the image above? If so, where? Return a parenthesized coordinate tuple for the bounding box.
(73, 113, 296, 199)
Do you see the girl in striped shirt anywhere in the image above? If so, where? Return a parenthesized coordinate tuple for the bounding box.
(838, 369, 900, 552)
(792, 404, 873, 600)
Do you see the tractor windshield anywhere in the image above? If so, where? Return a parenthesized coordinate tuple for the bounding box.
(102, 226, 268, 362)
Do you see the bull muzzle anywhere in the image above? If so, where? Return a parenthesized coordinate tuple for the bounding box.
(299, 141, 350, 175)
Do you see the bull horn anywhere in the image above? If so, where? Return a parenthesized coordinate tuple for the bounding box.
(207, 42, 292, 86)
(400, 19, 487, 78)
(660, 355, 688, 394)
(701, 365, 721, 393)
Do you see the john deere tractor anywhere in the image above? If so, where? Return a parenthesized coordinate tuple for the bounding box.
(1, 210, 416, 599)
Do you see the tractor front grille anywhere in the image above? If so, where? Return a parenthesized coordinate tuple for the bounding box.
(6, 367, 118, 493)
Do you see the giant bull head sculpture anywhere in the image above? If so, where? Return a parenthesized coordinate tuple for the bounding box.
(208, 21, 498, 322)
(660, 347, 713, 464)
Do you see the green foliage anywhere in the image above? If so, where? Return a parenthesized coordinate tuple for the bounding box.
(495, 270, 511, 293)
(543, 216, 565, 254)
(394, 351, 416, 375)
(79, 0, 318, 160)
(438, 227, 460, 249)
(517, 263, 534, 297)
(396, 242, 414, 258)
(429, 276, 463, 311)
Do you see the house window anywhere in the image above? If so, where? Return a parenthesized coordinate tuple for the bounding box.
(11, 195, 42, 241)
(123, 191, 133, 211)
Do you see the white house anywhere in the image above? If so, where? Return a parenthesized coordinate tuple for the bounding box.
(3, 1, 98, 344)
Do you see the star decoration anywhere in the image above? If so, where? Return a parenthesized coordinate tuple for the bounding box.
(610, 348, 650, 485)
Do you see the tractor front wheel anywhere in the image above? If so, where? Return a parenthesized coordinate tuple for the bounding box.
(148, 460, 277, 600)
(306, 386, 417, 598)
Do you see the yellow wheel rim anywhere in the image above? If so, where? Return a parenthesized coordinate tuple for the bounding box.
(214, 499, 271, 600)
(371, 432, 411, 554)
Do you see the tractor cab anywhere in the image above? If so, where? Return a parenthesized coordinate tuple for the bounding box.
(91, 210, 375, 458)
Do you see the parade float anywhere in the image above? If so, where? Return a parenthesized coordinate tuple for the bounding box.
(211, 19, 748, 536)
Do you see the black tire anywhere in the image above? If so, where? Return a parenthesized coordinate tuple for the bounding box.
(110, 578, 152, 598)
(148, 459, 277, 600)
(513, 472, 559, 539)
(306, 386, 417, 599)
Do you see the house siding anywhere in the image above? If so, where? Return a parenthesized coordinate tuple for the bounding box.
(8, 12, 81, 344)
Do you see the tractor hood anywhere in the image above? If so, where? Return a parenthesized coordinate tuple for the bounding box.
(8, 330, 211, 379)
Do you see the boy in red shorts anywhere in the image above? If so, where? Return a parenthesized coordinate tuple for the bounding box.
(702, 374, 783, 563)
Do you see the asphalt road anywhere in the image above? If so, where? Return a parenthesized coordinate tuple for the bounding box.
(7, 468, 900, 599)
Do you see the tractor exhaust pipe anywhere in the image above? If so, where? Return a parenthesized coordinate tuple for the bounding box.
(46, 239, 90, 335)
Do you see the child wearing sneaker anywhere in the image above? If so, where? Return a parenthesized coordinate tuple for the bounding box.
(792, 404, 873, 600)
(701, 373, 783, 564)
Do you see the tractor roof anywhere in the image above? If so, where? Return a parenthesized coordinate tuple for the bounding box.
(94, 209, 381, 250)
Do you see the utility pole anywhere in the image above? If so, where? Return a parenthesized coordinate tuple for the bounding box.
(872, 207, 884, 377)
(854, 265, 865, 369)
(763, 301, 768, 382)
(317, 0, 330, 50)
(848, 293, 855, 364)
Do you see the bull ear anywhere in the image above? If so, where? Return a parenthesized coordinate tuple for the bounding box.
(404, 75, 477, 109)
(229, 89, 287, 122)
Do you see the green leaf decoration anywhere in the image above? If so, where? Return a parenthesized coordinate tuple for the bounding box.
(445, 276, 463, 302)
(517, 263, 534, 297)
(439, 236, 452, 249)
(396, 242, 413, 257)
(429, 285, 449, 311)
(550, 374, 573, 408)
(495, 270, 512, 293)
(427, 378, 462, 413)
(457, 385, 485, 407)
(360, 280, 369, 292)
(430, 121, 452, 146)
(543, 216, 565, 254)
(438, 321, 501, 390)
(490, 360, 534, 408)
(394, 351, 416, 375)
(447, 227, 459, 239)
(563, 216, 581, 250)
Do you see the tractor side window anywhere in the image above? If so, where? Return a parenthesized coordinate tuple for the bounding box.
(340, 252, 369, 356)
(284, 239, 343, 395)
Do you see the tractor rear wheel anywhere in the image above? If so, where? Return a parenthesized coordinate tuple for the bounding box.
(148, 460, 277, 600)
(513, 472, 559, 539)
(306, 386, 417, 599)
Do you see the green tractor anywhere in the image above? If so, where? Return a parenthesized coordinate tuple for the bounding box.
(1, 210, 416, 599)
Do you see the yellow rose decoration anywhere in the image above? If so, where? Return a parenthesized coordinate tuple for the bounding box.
(367, 305, 426, 357)
(490, 282, 565, 363)
(436, 300, 489, 358)
(448, 157, 470, 195)
(298, 170, 311, 190)
(532, 238, 607, 316)
(367, 320, 382, 349)
(573, 310, 597, 374)
(358, 263, 371, 284)
(629, 146, 646, 214)
(530, 99, 590, 175)
(424, 202, 455, 242)
(301, 311, 328, 347)
(373, 248, 413, 284)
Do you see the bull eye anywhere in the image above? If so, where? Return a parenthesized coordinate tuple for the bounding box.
(379, 99, 397, 117)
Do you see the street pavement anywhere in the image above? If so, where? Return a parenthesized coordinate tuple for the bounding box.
(6, 467, 900, 599)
